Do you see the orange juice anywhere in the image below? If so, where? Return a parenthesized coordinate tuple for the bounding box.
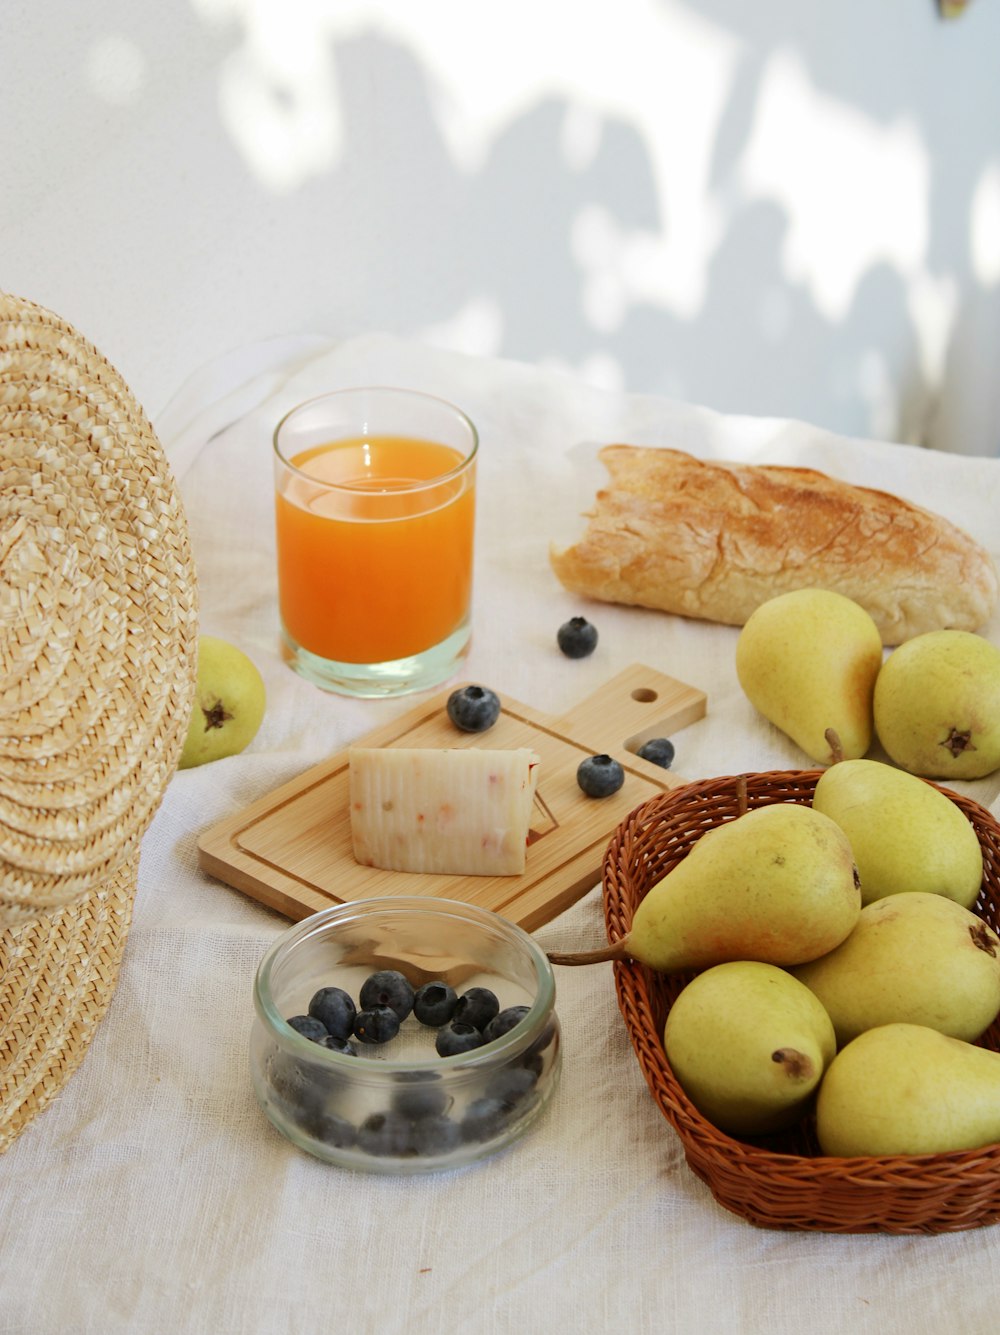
(275, 434, 476, 664)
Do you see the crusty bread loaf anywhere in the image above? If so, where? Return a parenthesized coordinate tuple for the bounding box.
(549, 445, 998, 645)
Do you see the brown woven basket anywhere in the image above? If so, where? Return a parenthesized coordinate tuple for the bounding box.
(604, 769, 1000, 1234)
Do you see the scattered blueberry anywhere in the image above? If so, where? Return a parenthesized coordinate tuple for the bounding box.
(435, 1020, 488, 1057)
(446, 684, 501, 733)
(317, 1034, 357, 1055)
(453, 986, 500, 1031)
(557, 616, 598, 659)
(358, 1109, 414, 1157)
(286, 1014, 329, 1043)
(353, 1005, 401, 1044)
(576, 753, 625, 798)
(483, 1005, 531, 1043)
(359, 969, 415, 1022)
(637, 737, 675, 770)
(308, 986, 357, 1039)
(412, 980, 458, 1027)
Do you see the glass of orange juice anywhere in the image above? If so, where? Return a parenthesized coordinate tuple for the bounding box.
(273, 387, 478, 696)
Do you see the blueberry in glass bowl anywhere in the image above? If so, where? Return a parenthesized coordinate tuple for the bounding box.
(250, 897, 561, 1174)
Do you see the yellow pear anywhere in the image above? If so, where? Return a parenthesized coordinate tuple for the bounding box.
(179, 635, 267, 769)
(816, 1023, 1000, 1157)
(811, 758, 983, 907)
(663, 961, 836, 1136)
(791, 892, 1000, 1045)
(548, 803, 861, 972)
(873, 629, 1000, 780)
(735, 589, 883, 765)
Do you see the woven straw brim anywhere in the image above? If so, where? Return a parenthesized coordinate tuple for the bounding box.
(0, 851, 137, 1152)
(1, 291, 198, 926)
(1, 290, 198, 1151)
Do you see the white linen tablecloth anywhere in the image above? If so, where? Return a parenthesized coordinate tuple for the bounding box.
(4, 335, 1000, 1335)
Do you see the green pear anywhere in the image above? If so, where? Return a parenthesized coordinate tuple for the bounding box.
(179, 635, 267, 769)
(548, 802, 861, 972)
(792, 892, 1000, 1045)
(663, 961, 836, 1136)
(735, 589, 883, 765)
(812, 758, 983, 907)
(816, 1023, 1000, 1157)
(873, 630, 1000, 780)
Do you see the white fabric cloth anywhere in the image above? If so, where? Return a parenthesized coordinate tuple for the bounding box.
(5, 334, 1000, 1335)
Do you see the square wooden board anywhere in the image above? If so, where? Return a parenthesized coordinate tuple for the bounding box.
(197, 663, 707, 931)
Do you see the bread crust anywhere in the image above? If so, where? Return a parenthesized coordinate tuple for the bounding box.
(549, 445, 998, 645)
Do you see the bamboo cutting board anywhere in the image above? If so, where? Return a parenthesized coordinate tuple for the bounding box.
(197, 663, 707, 931)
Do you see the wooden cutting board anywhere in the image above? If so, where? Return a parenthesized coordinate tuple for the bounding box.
(197, 663, 706, 931)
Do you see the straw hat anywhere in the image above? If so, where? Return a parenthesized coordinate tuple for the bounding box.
(0, 291, 199, 1151)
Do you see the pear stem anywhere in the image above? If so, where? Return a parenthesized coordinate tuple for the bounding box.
(736, 773, 748, 816)
(825, 728, 845, 765)
(547, 938, 632, 967)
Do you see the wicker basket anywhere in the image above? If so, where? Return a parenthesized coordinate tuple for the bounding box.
(603, 770, 1000, 1234)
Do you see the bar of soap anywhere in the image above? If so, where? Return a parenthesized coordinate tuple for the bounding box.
(349, 747, 541, 875)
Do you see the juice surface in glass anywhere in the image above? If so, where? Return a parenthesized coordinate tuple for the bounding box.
(275, 433, 475, 665)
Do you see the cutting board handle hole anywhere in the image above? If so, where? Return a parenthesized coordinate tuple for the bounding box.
(630, 687, 659, 703)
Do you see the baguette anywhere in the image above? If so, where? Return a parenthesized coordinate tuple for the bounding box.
(549, 445, 998, 645)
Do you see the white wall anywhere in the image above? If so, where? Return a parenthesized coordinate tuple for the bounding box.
(4, 0, 1000, 454)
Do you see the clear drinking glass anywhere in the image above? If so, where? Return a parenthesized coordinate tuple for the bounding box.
(273, 386, 478, 696)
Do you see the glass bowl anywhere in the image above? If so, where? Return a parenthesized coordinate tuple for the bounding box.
(250, 897, 561, 1173)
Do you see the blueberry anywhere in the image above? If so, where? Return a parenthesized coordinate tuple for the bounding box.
(412, 980, 458, 1027)
(460, 1095, 509, 1144)
(485, 1066, 539, 1109)
(410, 1116, 461, 1156)
(308, 986, 357, 1039)
(286, 1015, 329, 1043)
(447, 684, 501, 733)
(637, 737, 675, 770)
(577, 754, 625, 798)
(520, 1024, 558, 1079)
(266, 1052, 325, 1116)
(358, 1109, 414, 1157)
(435, 1020, 488, 1057)
(482, 1005, 531, 1043)
(530, 1020, 558, 1053)
(301, 1109, 357, 1149)
(359, 969, 415, 1022)
(557, 616, 598, 659)
(267, 1054, 351, 1132)
(353, 1005, 401, 1044)
(392, 1079, 451, 1121)
(317, 1034, 357, 1056)
(453, 986, 500, 1031)
(460, 1072, 540, 1145)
